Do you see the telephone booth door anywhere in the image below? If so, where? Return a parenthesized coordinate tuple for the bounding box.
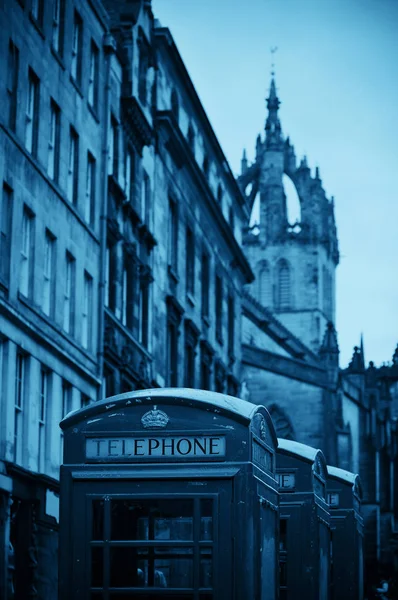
(70, 478, 232, 600)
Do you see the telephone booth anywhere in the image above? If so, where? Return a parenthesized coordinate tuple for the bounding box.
(59, 388, 279, 600)
(276, 439, 331, 600)
(326, 466, 364, 600)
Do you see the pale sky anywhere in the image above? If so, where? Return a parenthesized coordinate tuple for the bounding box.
(153, 0, 398, 368)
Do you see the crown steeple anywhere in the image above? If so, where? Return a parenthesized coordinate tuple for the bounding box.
(265, 77, 283, 149)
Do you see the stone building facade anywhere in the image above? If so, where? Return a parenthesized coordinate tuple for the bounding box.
(0, 0, 252, 596)
(0, 0, 109, 596)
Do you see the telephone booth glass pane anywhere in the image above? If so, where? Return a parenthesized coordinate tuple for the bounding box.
(82, 488, 223, 598)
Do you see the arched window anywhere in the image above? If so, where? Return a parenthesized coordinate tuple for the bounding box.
(258, 262, 272, 307)
(267, 404, 295, 440)
(277, 260, 291, 310)
(171, 89, 179, 122)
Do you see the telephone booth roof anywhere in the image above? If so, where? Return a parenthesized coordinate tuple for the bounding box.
(327, 465, 357, 485)
(277, 438, 325, 465)
(327, 465, 363, 497)
(60, 388, 277, 443)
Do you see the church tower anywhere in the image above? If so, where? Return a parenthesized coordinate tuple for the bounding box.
(240, 77, 339, 352)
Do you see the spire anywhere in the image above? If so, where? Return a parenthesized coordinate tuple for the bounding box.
(265, 76, 283, 148)
(241, 149, 248, 175)
(360, 333, 365, 367)
(319, 321, 339, 356)
(256, 133, 262, 157)
(319, 322, 339, 375)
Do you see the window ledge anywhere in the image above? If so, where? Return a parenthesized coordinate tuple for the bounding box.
(29, 13, 45, 39)
(70, 76, 83, 98)
(17, 292, 96, 362)
(51, 46, 65, 70)
(186, 292, 195, 307)
(216, 333, 224, 346)
(168, 265, 180, 284)
(202, 315, 211, 329)
(88, 102, 100, 124)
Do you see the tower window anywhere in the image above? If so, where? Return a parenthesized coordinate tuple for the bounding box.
(258, 262, 272, 307)
(277, 261, 291, 310)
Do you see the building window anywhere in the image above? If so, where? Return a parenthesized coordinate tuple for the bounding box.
(121, 261, 135, 330)
(109, 115, 119, 177)
(67, 126, 79, 204)
(0, 184, 13, 288)
(19, 207, 34, 298)
(125, 149, 136, 204)
(186, 227, 195, 297)
(62, 380, 72, 419)
(203, 154, 209, 179)
(171, 89, 179, 122)
(14, 352, 26, 464)
(201, 252, 210, 320)
(229, 206, 234, 231)
(139, 281, 149, 347)
(200, 341, 213, 391)
(52, 0, 64, 55)
(187, 124, 195, 154)
(63, 252, 75, 334)
(105, 241, 118, 314)
(167, 320, 179, 387)
(323, 266, 332, 319)
(71, 11, 83, 85)
(7, 40, 19, 132)
(166, 297, 183, 387)
(88, 40, 99, 111)
(38, 368, 49, 472)
(217, 184, 223, 204)
(215, 361, 226, 393)
(82, 271, 93, 350)
(215, 274, 223, 344)
(103, 365, 115, 399)
(48, 99, 60, 182)
(25, 68, 40, 156)
(227, 375, 239, 397)
(184, 321, 199, 388)
(138, 42, 149, 106)
(104, 243, 110, 309)
(168, 197, 178, 274)
(31, 0, 44, 27)
(42, 229, 56, 317)
(141, 170, 150, 225)
(259, 262, 272, 307)
(81, 393, 90, 408)
(85, 152, 96, 225)
(277, 260, 291, 310)
(228, 294, 235, 359)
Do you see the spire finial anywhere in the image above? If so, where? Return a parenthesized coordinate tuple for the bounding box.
(270, 46, 278, 79)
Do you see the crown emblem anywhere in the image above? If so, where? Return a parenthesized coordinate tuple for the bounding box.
(141, 405, 169, 429)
